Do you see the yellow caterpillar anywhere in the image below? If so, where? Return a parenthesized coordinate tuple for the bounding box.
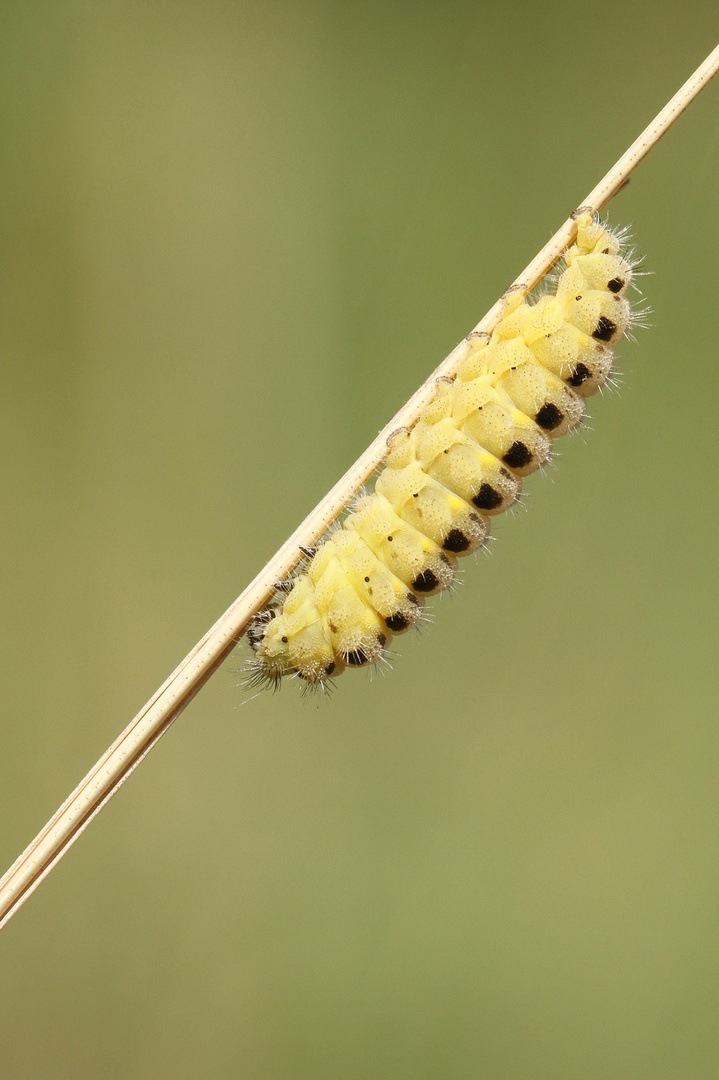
(248, 212, 640, 689)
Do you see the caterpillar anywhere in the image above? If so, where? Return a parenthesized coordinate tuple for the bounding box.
(247, 211, 641, 690)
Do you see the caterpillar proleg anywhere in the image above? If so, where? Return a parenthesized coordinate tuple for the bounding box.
(248, 211, 641, 690)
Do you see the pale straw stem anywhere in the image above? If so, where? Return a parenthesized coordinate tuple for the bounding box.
(2, 43, 718, 931)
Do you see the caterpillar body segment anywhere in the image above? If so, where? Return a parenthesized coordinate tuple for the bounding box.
(346, 494, 458, 596)
(375, 463, 489, 555)
(248, 213, 638, 689)
(410, 417, 521, 514)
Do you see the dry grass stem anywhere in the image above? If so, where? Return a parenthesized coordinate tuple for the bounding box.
(2, 43, 718, 931)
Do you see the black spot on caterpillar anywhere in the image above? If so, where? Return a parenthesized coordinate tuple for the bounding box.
(535, 402, 564, 431)
(472, 484, 505, 511)
(502, 441, 533, 470)
(247, 213, 641, 691)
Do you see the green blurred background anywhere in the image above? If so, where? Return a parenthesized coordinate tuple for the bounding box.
(2, 3, 719, 1077)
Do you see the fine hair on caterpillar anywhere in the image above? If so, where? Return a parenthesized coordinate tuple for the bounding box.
(247, 211, 644, 693)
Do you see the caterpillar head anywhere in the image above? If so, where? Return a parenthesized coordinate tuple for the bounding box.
(251, 611, 342, 686)
(248, 576, 341, 685)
